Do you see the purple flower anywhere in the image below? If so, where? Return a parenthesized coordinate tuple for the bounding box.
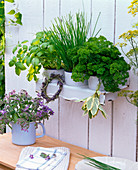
(29, 154, 34, 159)
(0, 109, 7, 115)
(23, 105, 30, 112)
(45, 155, 50, 160)
(39, 101, 43, 106)
(10, 90, 16, 95)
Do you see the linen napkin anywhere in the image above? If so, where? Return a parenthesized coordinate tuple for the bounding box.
(16, 147, 70, 170)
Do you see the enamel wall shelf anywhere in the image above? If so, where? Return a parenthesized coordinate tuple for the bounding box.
(36, 79, 129, 104)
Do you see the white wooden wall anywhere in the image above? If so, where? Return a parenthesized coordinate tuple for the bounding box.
(5, 0, 137, 161)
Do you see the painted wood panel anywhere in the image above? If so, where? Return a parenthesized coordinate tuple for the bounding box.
(88, 0, 115, 156)
(44, 99, 59, 139)
(89, 101, 112, 156)
(43, 0, 60, 139)
(91, 0, 115, 41)
(59, 98, 88, 148)
(44, 0, 59, 28)
(113, 0, 137, 161)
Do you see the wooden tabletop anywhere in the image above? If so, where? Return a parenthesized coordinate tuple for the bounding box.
(0, 133, 105, 169)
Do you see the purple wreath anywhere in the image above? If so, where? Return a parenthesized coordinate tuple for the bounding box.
(41, 73, 64, 103)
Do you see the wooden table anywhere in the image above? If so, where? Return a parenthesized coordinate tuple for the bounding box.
(0, 133, 105, 169)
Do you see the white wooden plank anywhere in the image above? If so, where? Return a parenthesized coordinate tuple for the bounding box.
(44, 99, 59, 139)
(60, 98, 88, 148)
(43, 0, 60, 139)
(89, 101, 112, 155)
(113, 97, 137, 161)
(61, 0, 84, 15)
(44, 0, 59, 28)
(91, 0, 114, 41)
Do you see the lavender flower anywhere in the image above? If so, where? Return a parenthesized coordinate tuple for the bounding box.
(29, 154, 34, 159)
(0, 89, 54, 134)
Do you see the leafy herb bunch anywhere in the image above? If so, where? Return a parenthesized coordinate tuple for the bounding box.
(71, 36, 130, 92)
(48, 12, 101, 72)
(0, 89, 54, 134)
(9, 31, 61, 81)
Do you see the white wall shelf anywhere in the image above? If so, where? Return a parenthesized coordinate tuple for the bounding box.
(36, 79, 129, 103)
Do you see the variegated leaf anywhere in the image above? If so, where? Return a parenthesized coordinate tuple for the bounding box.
(91, 97, 99, 117)
(99, 105, 107, 118)
(83, 110, 88, 116)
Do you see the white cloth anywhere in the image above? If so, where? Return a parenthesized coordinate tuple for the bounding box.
(16, 147, 70, 170)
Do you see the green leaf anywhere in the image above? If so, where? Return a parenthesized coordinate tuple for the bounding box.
(87, 97, 93, 110)
(26, 57, 31, 67)
(83, 110, 88, 116)
(16, 19, 22, 25)
(31, 39, 40, 45)
(7, 9, 15, 15)
(48, 45, 54, 53)
(91, 97, 99, 117)
(15, 67, 21, 76)
(88, 110, 92, 119)
(34, 75, 38, 82)
(14, 12, 22, 19)
(37, 51, 43, 57)
(9, 60, 15, 67)
(41, 42, 49, 49)
(5, 0, 14, 3)
(15, 62, 26, 70)
(12, 46, 17, 54)
(27, 74, 34, 81)
(30, 47, 38, 54)
(13, 113, 18, 123)
(21, 40, 29, 44)
(99, 105, 107, 118)
(31, 57, 39, 66)
(23, 45, 28, 50)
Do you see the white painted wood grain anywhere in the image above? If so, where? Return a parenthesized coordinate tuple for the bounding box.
(44, 0, 59, 28)
(91, 0, 114, 41)
(89, 101, 112, 155)
(113, 97, 137, 161)
(59, 98, 88, 148)
(43, 0, 60, 139)
(113, 0, 137, 161)
(44, 99, 59, 139)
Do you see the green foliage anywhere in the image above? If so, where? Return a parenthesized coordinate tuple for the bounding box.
(0, 90, 54, 134)
(71, 36, 130, 92)
(118, 90, 138, 107)
(0, 0, 5, 99)
(48, 12, 101, 72)
(9, 31, 62, 81)
(79, 154, 121, 170)
(117, 1, 138, 108)
(80, 83, 107, 119)
(5, 0, 22, 25)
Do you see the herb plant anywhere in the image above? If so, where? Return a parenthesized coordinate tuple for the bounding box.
(79, 154, 121, 170)
(71, 35, 130, 92)
(48, 12, 101, 72)
(9, 31, 61, 81)
(0, 89, 54, 134)
(78, 83, 106, 119)
(117, 0, 138, 108)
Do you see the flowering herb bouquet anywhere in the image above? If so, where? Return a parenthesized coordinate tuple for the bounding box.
(0, 90, 54, 134)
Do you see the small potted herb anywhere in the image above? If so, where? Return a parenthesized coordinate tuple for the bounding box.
(48, 11, 101, 86)
(0, 89, 54, 145)
(9, 31, 63, 82)
(71, 35, 130, 92)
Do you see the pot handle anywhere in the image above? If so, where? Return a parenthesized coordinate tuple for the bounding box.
(36, 123, 46, 138)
